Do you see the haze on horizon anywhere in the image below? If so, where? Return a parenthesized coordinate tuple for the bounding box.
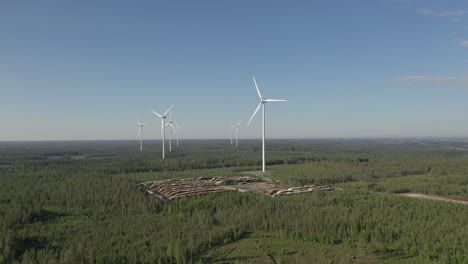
(1, 0, 468, 141)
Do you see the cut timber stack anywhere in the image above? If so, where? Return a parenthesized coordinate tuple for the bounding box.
(149, 179, 229, 200)
(271, 185, 334, 196)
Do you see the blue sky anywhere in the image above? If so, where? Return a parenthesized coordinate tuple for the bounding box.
(1, 0, 468, 140)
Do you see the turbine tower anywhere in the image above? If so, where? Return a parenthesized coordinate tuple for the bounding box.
(228, 123, 234, 144)
(152, 105, 174, 159)
(229, 120, 242, 148)
(137, 119, 148, 152)
(247, 76, 286, 172)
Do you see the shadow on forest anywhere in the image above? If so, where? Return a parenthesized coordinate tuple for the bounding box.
(197, 232, 253, 262)
(26, 210, 68, 224)
(41, 210, 68, 222)
(12, 237, 49, 259)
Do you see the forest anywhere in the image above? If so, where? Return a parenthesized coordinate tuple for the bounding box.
(0, 139, 467, 263)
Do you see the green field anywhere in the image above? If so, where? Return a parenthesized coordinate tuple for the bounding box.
(0, 139, 467, 263)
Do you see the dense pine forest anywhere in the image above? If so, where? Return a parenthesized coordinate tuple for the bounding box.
(1, 139, 467, 263)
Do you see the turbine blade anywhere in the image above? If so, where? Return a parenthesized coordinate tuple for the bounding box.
(264, 99, 287, 102)
(137, 119, 141, 125)
(236, 120, 242, 127)
(247, 101, 262, 126)
(163, 105, 174, 116)
(253, 76, 263, 100)
(152, 110, 162, 118)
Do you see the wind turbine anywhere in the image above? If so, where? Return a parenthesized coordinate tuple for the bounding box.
(247, 76, 286, 172)
(174, 121, 183, 147)
(229, 121, 242, 148)
(151, 105, 174, 159)
(165, 111, 175, 152)
(137, 119, 148, 152)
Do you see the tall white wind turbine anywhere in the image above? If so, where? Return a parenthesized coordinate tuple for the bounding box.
(152, 105, 174, 159)
(247, 76, 286, 172)
(137, 119, 148, 152)
(229, 121, 242, 148)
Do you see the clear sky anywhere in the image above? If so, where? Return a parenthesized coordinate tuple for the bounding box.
(1, 0, 468, 141)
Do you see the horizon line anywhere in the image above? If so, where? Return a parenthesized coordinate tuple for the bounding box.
(2, 137, 468, 143)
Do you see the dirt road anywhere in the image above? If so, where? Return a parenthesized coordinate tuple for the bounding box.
(400, 193, 468, 206)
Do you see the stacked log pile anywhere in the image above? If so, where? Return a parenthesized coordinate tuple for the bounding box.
(270, 185, 334, 196)
(206, 176, 260, 185)
(149, 179, 229, 200)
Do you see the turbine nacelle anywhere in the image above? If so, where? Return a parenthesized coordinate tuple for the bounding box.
(165, 122, 176, 130)
(137, 119, 147, 125)
(262, 99, 286, 104)
(137, 119, 148, 131)
(229, 120, 242, 130)
(151, 105, 174, 119)
(247, 76, 286, 126)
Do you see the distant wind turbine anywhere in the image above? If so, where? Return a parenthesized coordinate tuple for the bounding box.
(174, 121, 183, 147)
(247, 76, 286, 172)
(152, 105, 174, 159)
(229, 120, 242, 148)
(165, 111, 175, 152)
(137, 119, 148, 152)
